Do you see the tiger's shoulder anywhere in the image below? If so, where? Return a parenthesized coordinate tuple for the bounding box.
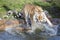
(22, 4, 43, 14)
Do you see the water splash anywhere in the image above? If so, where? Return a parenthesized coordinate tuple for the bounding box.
(26, 22, 59, 36)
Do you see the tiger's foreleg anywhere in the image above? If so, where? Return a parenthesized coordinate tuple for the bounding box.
(43, 13, 53, 27)
(25, 11, 32, 29)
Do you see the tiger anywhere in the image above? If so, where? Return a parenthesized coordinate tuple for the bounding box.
(21, 4, 53, 27)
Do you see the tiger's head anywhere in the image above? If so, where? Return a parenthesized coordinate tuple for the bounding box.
(33, 6, 46, 23)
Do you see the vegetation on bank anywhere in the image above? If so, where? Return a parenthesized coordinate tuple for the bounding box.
(0, 0, 60, 18)
(0, 0, 40, 17)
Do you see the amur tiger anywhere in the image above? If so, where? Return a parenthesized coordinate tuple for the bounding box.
(21, 4, 53, 27)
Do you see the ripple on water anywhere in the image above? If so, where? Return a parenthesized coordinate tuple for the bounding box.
(0, 31, 26, 40)
(0, 23, 60, 40)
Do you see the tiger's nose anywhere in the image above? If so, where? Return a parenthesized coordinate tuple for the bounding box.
(39, 20, 43, 23)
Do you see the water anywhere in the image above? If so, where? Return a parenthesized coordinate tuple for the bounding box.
(0, 19, 60, 40)
(48, 36, 60, 40)
(0, 24, 60, 40)
(0, 32, 26, 40)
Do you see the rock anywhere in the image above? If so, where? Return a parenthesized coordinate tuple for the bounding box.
(51, 18, 60, 25)
(57, 24, 60, 36)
